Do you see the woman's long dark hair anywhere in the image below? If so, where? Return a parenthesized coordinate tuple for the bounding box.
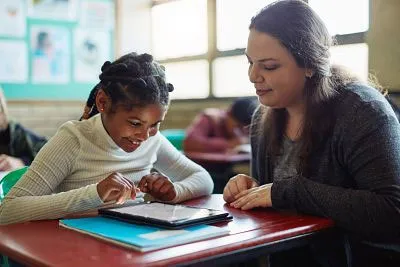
(250, 0, 360, 176)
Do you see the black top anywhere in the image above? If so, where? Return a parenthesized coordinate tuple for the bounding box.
(0, 125, 10, 155)
(0, 121, 47, 165)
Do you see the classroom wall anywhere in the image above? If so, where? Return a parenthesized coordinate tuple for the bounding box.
(7, 101, 83, 138)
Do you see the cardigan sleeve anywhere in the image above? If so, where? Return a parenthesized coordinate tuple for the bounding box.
(271, 91, 400, 240)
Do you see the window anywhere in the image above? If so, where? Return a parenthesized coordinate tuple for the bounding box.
(151, 0, 207, 60)
(216, 0, 273, 51)
(308, 0, 369, 36)
(213, 55, 251, 97)
(308, 0, 369, 81)
(152, 0, 370, 99)
(330, 43, 369, 81)
(163, 60, 209, 99)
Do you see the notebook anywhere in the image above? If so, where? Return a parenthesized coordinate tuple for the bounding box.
(98, 202, 232, 229)
(59, 217, 230, 252)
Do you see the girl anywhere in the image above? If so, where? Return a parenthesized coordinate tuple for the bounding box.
(0, 52, 213, 225)
(223, 1, 400, 266)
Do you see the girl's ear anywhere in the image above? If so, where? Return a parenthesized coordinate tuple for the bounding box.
(95, 89, 110, 113)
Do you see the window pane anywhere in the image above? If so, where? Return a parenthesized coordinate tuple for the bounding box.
(308, 0, 369, 35)
(213, 55, 254, 97)
(216, 0, 273, 51)
(163, 60, 209, 99)
(152, 0, 207, 59)
(330, 43, 369, 81)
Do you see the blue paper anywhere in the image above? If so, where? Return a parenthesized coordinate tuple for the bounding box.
(60, 217, 229, 252)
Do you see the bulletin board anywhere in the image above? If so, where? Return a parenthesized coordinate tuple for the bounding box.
(0, 0, 115, 100)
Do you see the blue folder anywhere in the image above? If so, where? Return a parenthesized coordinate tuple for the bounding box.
(60, 217, 229, 252)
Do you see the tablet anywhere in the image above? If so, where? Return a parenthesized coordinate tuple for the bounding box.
(98, 202, 232, 229)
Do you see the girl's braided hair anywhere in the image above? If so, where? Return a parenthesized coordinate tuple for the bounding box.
(80, 52, 174, 120)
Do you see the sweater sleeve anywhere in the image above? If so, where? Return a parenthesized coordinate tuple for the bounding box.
(154, 134, 214, 203)
(272, 96, 400, 240)
(0, 126, 103, 225)
(183, 113, 230, 153)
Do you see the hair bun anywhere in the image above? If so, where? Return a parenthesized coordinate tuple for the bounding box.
(108, 63, 128, 73)
(141, 53, 153, 62)
(101, 61, 112, 72)
(167, 83, 174, 92)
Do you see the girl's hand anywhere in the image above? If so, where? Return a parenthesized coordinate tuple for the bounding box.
(138, 172, 177, 201)
(230, 183, 273, 210)
(223, 174, 259, 203)
(97, 172, 139, 204)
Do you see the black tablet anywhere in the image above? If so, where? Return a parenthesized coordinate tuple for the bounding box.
(98, 202, 232, 229)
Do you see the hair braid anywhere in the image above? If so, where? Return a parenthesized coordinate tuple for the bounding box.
(80, 84, 100, 121)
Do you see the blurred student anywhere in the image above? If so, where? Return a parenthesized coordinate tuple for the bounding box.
(0, 88, 47, 171)
(223, 1, 400, 266)
(0, 52, 213, 225)
(183, 97, 258, 153)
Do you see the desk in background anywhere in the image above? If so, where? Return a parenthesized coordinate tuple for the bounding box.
(185, 152, 251, 193)
(0, 194, 335, 267)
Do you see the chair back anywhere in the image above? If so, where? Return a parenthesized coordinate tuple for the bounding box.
(0, 166, 28, 202)
(161, 129, 186, 151)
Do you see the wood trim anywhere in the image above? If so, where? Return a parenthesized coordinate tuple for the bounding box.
(7, 100, 85, 105)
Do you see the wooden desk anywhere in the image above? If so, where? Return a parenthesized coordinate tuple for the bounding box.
(0, 194, 334, 267)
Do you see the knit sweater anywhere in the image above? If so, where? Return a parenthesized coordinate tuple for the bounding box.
(0, 114, 213, 225)
(251, 83, 400, 241)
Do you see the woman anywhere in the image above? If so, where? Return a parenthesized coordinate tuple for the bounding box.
(223, 1, 400, 266)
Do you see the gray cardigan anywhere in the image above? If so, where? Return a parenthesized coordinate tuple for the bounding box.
(251, 83, 400, 241)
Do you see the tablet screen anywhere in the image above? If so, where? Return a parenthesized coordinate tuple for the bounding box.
(105, 202, 226, 223)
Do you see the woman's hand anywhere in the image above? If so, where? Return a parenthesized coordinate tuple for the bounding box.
(0, 154, 25, 171)
(230, 183, 273, 210)
(97, 172, 139, 204)
(223, 174, 259, 203)
(138, 172, 177, 201)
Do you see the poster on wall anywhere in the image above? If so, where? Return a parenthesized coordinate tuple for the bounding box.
(0, 40, 28, 83)
(80, 0, 114, 30)
(0, 0, 26, 37)
(74, 29, 111, 83)
(31, 25, 70, 84)
(28, 0, 77, 21)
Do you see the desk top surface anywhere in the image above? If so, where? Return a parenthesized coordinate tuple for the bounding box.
(0, 194, 334, 267)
